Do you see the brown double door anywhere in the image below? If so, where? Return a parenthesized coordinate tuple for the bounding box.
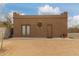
(47, 24, 52, 38)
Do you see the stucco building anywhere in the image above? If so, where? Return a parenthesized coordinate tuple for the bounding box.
(13, 12, 67, 38)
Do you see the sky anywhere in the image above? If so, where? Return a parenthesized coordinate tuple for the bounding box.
(0, 3, 79, 28)
(2, 3, 79, 16)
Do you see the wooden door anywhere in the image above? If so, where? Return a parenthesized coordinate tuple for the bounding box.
(47, 24, 52, 38)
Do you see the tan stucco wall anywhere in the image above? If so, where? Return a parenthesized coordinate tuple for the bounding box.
(13, 12, 67, 38)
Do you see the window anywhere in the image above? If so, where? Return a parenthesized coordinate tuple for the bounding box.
(21, 25, 26, 36)
(26, 25, 30, 36)
(21, 25, 31, 36)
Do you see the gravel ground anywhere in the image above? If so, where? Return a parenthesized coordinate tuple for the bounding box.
(0, 38, 79, 56)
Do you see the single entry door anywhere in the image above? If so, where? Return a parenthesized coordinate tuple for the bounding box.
(47, 24, 52, 38)
(21, 25, 31, 37)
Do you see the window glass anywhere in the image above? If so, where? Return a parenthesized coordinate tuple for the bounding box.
(22, 25, 26, 36)
(26, 25, 30, 36)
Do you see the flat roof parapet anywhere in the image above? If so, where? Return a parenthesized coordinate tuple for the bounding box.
(13, 12, 67, 19)
(13, 12, 67, 16)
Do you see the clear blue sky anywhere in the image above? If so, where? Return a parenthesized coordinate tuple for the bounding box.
(3, 3, 79, 17)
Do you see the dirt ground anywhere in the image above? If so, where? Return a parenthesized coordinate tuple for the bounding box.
(0, 38, 79, 56)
